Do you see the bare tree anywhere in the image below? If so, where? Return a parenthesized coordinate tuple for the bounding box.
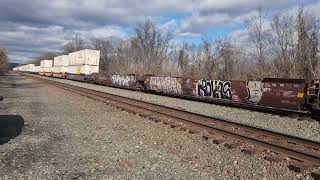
(62, 35, 85, 54)
(0, 48, 8, 74)
(177, 43, 189, 73)
(185, 43, 203, 78)
(200, 38, 218, 79)
(270, 14, 295, 78)
(295, 6, 319, 81)
(130, 19, 174, 74)
(308, 16, 319, 79)
(91, 38, 114, 72)
(247, 8, 268, 68)
(216, 39, 235, 80)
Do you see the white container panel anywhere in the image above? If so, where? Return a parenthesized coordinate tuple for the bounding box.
(40, 60, 53, 68)
(67, 66, 80, 74)
(68, 52, 80, 66)
(68, 49, 100, 66)
(43, 67, 52, 72)
(52, 66, 68, 73)
(27, 64, 35, 69)
(54, 55, 69, 67)
(67, 65, 99, 75)
(85, 49, 100, 66)
(34, 66, 41, 73)
(81, 65, 99, 75)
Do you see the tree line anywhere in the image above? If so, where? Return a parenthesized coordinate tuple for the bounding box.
(31, 6, 319, 81)
(0, 48, 8, 75)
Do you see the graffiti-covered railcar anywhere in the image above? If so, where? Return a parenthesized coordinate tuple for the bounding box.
(89, 73, 138, 90)
(195, 79, 263, 105)
(258, 78, 307, 111)
(143, 75, 197, 95)
(192, 78, 309, 112)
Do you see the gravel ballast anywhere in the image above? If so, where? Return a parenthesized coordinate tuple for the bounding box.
(32, 74, 320, 142)
(0, 74, 316, 179)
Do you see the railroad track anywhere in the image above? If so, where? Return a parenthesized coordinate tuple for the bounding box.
(25, 74, 320, 177)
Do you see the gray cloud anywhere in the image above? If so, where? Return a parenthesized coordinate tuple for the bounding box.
(0, 0, 315, 63)
(179, 0, 302, 33)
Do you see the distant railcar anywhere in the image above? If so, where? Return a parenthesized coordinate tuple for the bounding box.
(89, 73, 138, 90)
(143, 75, 197, 96)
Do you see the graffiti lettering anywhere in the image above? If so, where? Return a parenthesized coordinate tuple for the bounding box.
(197, 80, 232, 100)
(246, 81, 263, 103)
(150, 77, 183, 94)
(111, 75, 136, 87)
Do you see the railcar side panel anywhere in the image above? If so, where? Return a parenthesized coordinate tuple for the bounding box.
(181, 78, 197, 96)
(195, 79, 260, 105)
(144, 76, 184, 94)
(90, 73, 112, 85)
(66, 73, 88, 82)
(110, 74, 137, 89)
(90, 73, 137, 89)
(259, 78, 307, 110)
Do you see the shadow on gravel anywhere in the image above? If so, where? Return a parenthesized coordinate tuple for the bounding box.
(0, 115, 24, 145)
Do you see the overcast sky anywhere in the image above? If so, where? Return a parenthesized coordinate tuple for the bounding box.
(0, 0, 319, 63)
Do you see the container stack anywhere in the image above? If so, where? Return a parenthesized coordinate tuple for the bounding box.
(25, 64, 35, 72)
(40, 60, 53, 76)
(32, 66, 41, 74)
(52, 55, 69, 78)
(67, 49, 100, 75)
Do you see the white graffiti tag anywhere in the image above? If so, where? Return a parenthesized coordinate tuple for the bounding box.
(246, 81, 263, 103)
(149, 77, 183, 94)
(111, 75, 135, 87)
(197, 79, 232, 100)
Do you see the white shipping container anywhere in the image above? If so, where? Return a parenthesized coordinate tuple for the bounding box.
(33, 66, 41, 73)
(40, 60, 53, 68)
(52, 66, 68, 73)
(68, 49, 100, 66)
(67, 65, 99, 75)
(27, 64, 35, 69)
(43, 67, 52, 72)
(54, 55, 69, 67)
(24, 64, 35, 72)
(30, 66, 36, 73)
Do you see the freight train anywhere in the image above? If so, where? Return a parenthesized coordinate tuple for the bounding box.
(14, 49, 320, 119)
(89, 74, 320, 117)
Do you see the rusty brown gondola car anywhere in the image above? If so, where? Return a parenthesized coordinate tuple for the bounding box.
(258, 78, 307, 111)
(193, 78, 309, 112)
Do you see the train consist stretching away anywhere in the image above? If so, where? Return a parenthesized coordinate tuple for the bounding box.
(14, 49, 320, 118)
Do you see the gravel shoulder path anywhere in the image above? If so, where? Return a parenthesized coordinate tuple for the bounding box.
(0, 74, 315, 179)
(33, 74, 320, 142)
